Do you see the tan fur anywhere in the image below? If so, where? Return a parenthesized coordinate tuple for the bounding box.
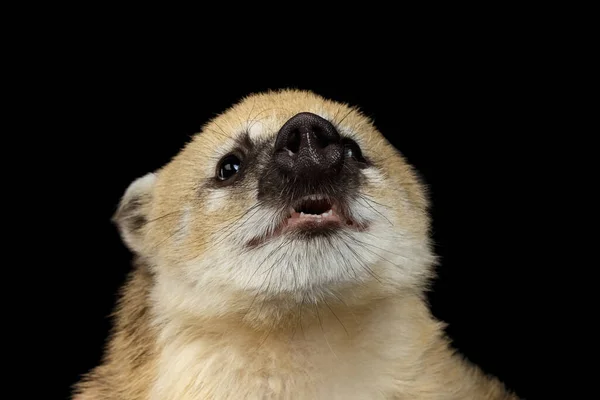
(73, 90, 518, 399)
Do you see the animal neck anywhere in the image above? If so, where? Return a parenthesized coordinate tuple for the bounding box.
(151, 272, 431, 344)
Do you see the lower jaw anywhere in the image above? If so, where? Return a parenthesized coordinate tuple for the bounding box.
(283, 218, 343, 233)
(246, 221, 367, 248)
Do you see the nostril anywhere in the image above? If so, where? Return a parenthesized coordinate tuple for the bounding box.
(312, 125, 330, 148)
(274, 112, 344, 177)
(286, 128, 301, 153)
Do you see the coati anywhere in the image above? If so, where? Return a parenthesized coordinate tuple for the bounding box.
(73, 89, 518, 399)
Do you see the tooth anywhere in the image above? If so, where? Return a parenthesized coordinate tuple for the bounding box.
(316, 194, 323, 200)
(310, 195, 316, 200)
(316, 214, 322, 218)
(300, 212, 305, 217)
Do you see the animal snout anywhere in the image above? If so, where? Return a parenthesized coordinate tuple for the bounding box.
(273, 112, 344, 180)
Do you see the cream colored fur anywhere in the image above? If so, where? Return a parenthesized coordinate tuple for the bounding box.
(73, 90, 518, 399)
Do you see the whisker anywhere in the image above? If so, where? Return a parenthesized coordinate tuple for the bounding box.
(330, 289, 359, 325)
(358, 193, 394, 210)
(120, 209, 184, 226)
(336, 107, 354, 126)
(254, 250, 288, 317)
(243, 237, 290, 288)
(344, 233, 409, 269)
(211, 202, 265, 245)
(314, 302, 337, 359)
(329, 235, 359, 280)
(247, 107, 292, 132)
(245, 98, 257, 129)
(243, 243, 290, 321)
(290, 291, 307, 342)
(323, 297, 349, 337)
(351, 236, 410, 259)
(332, 106, 343, 123)
(212, 120, 230, 138)
(203, 127, 230, 141)
(338, 232, 386, 283)
(257, 315, 277, 350)
(154, 222, 189, 247)
(177, 202, 266, 249)
(356, 195, 393, 226)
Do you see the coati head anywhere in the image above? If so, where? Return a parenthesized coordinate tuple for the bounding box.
(114, 89, 435, 325)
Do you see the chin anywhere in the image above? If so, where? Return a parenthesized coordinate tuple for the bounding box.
(206, 194, 420, 301)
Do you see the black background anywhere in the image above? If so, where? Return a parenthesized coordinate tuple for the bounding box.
(49, 48, 553, 399)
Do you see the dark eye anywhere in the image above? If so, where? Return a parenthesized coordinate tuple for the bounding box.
(217, 154, 242, 181)
(342, 139, 366, 163)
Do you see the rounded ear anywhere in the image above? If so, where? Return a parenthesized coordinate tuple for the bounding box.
(112, 173, 157, 254)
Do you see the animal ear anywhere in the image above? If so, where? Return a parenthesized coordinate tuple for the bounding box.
(112, 173, 157, 254)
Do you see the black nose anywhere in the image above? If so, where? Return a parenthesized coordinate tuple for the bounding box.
(273, 112, 343, 179)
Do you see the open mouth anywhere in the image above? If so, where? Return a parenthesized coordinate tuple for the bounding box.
(247, 195, 362, 247)
(285, 195, 348, 230)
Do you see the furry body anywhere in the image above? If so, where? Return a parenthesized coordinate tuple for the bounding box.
(74, 90, 517, 399)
